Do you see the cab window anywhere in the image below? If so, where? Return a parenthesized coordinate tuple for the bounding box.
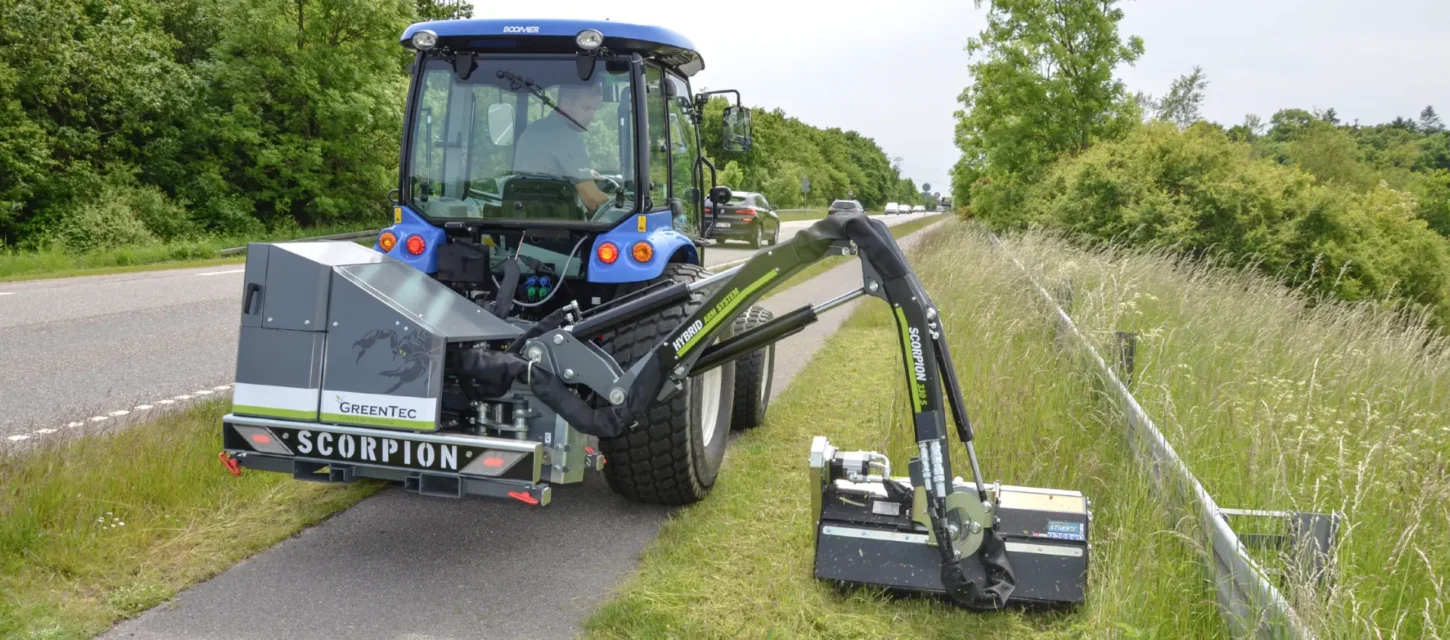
(665, 72, 701, 235)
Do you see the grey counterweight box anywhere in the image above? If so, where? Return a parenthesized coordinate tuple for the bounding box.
(231, 241, 519, 430)
(233, 242, 387, 421)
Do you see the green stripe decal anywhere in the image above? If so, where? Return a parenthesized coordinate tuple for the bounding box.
(675, 268, 781, 357)
(320, 413, 436, 431)
(894, 306, 924, 413)
(233, 405, 317, 421)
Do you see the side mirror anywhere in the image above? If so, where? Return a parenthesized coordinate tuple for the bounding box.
(722, 106, 752, 152)
(709, 185, 732, 207)
(487, 104, 515, 146)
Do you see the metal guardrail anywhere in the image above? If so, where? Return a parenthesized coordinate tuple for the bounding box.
(218, 229, 379, 256)
(988, 234, 1312, 640)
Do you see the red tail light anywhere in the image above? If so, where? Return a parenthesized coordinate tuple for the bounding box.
(737, 207, 756, 220)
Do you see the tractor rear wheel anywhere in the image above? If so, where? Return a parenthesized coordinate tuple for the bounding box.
(596, 263, 735, 505)
(730, 305, 775, 430)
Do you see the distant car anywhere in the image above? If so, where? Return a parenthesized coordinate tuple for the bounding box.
(884, 202, 900, 215)
(828, 199, 864, 216)
(913, 205, 926, 213)
(704, 191, 781, 248)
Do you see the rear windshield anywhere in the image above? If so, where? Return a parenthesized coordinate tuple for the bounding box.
(728, 195, 750, 205)
(830, 200, 857, 209)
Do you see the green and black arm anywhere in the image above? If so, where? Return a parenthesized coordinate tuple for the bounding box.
(458, 211, 1015, 607)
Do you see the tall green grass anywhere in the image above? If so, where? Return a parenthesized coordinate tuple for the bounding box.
(585, 220, 1223, 638)
(1000, 231, 1450, 637)
(0, 400, 382, 639)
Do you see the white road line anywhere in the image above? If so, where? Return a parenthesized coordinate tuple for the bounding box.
(158, 399, 175, 405)
(174, 395, 192, 401)
(67, 421, 84, 428)
(0, 292, 14, 296)
(213, 385, 232, 391)
(193, 389, 213, 396)
(34, 428, 56, 435)
(134, 404, 152, 411)
(89, 416, 108, 422)
(6, 435, 28, 442)
(109, 410, 130, 417)
(197, 269, 245, 276)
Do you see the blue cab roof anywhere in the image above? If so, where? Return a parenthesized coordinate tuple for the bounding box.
(400, 19, 704, 76)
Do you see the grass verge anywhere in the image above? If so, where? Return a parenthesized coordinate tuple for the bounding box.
(583, 220, 1224, 639)
(776, 209, 828, 222)
(1001, 231, 1450, 637)
(0, 223, 379, 283)
(0, 400, 383, 639)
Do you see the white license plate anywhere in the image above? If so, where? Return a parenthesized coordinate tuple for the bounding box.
(715, 222, 732, 228)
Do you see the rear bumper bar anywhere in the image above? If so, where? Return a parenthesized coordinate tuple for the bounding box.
(221, 413, 552, 505)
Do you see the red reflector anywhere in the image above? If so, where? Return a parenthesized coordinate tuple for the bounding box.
(218, 451, 241, 476)
(481, 457, 505, 468)
(585, 446, 595, 454)
(405, 234, 427, 256)
(251, 433, 272, 445)
(508, 490, 540, 505)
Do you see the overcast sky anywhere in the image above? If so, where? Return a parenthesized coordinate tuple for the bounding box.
(467, 0, 1450, 197)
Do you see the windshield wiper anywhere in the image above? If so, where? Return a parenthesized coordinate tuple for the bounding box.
(497, 70, 589, 131)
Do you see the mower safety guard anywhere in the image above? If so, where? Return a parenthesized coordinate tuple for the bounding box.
(458, 211, 1018, 608)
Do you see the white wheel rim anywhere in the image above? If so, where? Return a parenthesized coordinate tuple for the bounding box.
(697, 366, 723, 444)
(760, 349, 771, 404)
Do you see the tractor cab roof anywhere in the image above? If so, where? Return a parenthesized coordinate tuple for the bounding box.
(401, 19, 704, 76)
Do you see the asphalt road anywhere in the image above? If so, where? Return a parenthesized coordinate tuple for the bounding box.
(96, 213, 941, 640)
(0, 211, 932, 444)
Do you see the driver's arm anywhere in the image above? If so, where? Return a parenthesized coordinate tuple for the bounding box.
(576, 180, 609, 210)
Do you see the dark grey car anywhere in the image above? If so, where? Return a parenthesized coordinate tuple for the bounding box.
(827, 199, 864, 216)
(704, 191, 781, 248)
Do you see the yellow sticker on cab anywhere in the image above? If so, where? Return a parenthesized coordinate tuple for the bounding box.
(637, 215, 647, 232)
(394, 207, 402, 224)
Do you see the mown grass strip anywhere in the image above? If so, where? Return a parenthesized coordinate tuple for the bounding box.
(0, 400, 383, 639)
(0, 223, 379, 283)
(583, 221, 1224, 639)
(1001, 231, 1450, 637)
(776, 209, 828, 223)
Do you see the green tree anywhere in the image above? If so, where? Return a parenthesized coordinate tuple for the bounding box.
(951, 0, 1144, 227)
(1140, 65, 1209, 128)
(1420, 105, 1444, 135)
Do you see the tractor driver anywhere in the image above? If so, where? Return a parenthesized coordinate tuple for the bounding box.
(511, 81, 611, 213)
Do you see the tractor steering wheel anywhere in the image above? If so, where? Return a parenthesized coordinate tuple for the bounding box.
(595, 175, 622, 194)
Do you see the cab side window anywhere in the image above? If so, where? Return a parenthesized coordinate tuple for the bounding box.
(644, 65, 669, 211)
(665, 73, 701, 235)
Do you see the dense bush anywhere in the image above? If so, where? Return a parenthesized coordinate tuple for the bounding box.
(1021, 122, 1450, 319)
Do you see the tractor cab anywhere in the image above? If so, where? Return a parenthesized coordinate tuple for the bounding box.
(377, 19, 752, 319)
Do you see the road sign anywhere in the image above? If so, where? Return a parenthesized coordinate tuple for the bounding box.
(801, 176, 811, 194)
(922, 183, 931, 193)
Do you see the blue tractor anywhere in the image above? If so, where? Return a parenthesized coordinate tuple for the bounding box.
(221, 17, 1090, 610)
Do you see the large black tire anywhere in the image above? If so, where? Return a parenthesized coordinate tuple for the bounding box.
(730, 305, 775, 431)
(749, 223, 762, 249)
(596, 263, 736, 505)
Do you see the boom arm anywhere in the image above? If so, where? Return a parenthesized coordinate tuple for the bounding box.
(457, 212, 1015, 608)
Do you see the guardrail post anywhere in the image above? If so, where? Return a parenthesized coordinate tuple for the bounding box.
(1115, 331, 1137, 386)
(1290, 512, 1340, 593)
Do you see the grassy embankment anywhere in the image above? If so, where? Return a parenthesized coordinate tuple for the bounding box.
(583, 221, 1225, 639)
(0, 223, 379, 283)
(1002, 232, 1450, 638)
(0, 401, 382, 639)
(0, 216, 946, 639)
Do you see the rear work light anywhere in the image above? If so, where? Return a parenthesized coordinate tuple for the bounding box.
(378, 231, 397, 252)
(631, 241, 653, 263)
(405, 234, 427, 256)
(597, 241, 620, 264)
